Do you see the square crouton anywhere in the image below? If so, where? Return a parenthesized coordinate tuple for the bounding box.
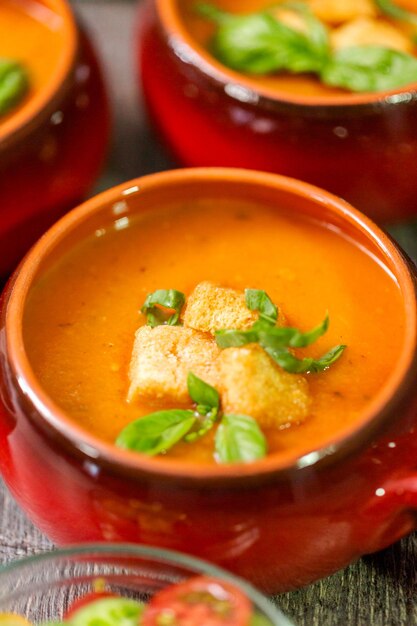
(217, 344, 311, 429)
(184, 282, 285, 334)
(184, 282, 257, 334)
(128, 325, 220, 404)
(309, 0, 377, 25)
(331, 18, 413, 53)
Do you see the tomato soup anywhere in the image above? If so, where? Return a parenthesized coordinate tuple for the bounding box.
(23, 198, 405, 465)
(0, 0, 67, 127)
(178, 0, 417, 99)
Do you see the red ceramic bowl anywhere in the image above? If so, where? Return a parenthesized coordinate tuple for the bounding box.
(0, 0, 109, 279)
(1, 168, 417, 594)
(139, 0, 417, 223)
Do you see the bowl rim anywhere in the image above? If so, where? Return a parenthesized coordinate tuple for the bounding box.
(5, 167, 417, 484)
(0, 542, 293, 625)
(0, 0, 77, 145)
(155, 0, 417, 109)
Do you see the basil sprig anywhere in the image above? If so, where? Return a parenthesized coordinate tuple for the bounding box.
(185, 371, 220, 441)
(141, 289, 185, 327)
(199, 2, 329, 75)
(116, 409, 197, 455)
(322, 46, 417, 93)
(215, 289, 346, 374)
(0, 59, 28, 116)
(375, 0, 417, 28)
(215, 414, 267, 463)
(245, 288, 278, 325)
(117, 372, 267, 463)
(198, 2, 417, 92)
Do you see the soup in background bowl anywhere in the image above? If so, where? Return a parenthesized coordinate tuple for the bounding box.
(139, 0, 417, 222)
(1, 168, 417, 592)
(0, 0, 109, 278)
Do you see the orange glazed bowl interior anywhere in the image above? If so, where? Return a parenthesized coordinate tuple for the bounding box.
(4, 168, 417, 483)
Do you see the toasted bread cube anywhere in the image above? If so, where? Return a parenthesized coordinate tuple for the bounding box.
(184, 282, 285, 334)
(128, 325, 219, 404)
(217, 344, 310, 429)
(184, 282, 258, 333)
(331, 17, 413, 52)
(273, 8, 309, 33)
(309, 0, 377, 25)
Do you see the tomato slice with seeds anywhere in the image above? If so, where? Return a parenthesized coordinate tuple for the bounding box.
(141, 576, 252, 626)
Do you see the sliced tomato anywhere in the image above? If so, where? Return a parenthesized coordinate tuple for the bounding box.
(141, 576, 252, 626)
(65, 592, 116, 619)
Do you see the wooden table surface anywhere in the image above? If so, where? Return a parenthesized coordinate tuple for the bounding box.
(1, 2, 417, 624)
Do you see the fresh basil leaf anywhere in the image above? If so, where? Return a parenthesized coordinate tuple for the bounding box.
(284, 1, 329, 53)
(215, 414, 267, 463)
(68, 597, 144, 626)
(187, 371, 220, 410)
(116, 409, 196, 456)
(321, 46, 417, 93)
(258, 314, 329, 349)
(0, 59, 28, 116)
(197, 2, 230, 23)
(245, 289, 278, 325)
(185, 410, 218, 442)
(200, 4, 329, 75)
(141, 289, 185, 327)
(375, 0, 417, 27)
(265, 343, 346, 373)
(215, 327, 259, 348)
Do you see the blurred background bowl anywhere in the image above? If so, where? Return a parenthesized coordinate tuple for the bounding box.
(139, 0, 417, 224)
(0, 0, 109, 280)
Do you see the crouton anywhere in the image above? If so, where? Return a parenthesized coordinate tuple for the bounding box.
(309, 0, 377, 25)
(128, 325, 220, 404)
(331, 17, 413, 53)
(183, 282, 285, 334)
(183, 282, 257, 334)
(217, 344, 311, 429)
(273, 8, 309, 34)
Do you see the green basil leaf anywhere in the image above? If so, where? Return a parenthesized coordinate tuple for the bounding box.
(375, 0, 417, 27)
(0, 59, 28, 116)
(116, 409, 196, 456)
(141, 289, 185, 327)
(68, 597, 144, 626)
(215, 414, 267, 463)
(264, 344, 346, 373)
(321, 46, 417, 93)
(200, 4, 329, 75)
(245, 289, 278, 325)
(258, 314, 329, 349)
(197, 2, 230, 23)
(215, 327, 259, 348)
(187, 372, 220, 410)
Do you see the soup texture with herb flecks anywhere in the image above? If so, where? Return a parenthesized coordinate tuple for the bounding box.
(23, 198, 405, 465)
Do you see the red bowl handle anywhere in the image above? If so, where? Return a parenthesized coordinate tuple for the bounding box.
(361, 473, 417, 552)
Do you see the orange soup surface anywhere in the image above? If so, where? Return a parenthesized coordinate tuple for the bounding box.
(0, 0, 66, 126)
(24, 199, 405, 465)
(178, 0, 417, 99)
